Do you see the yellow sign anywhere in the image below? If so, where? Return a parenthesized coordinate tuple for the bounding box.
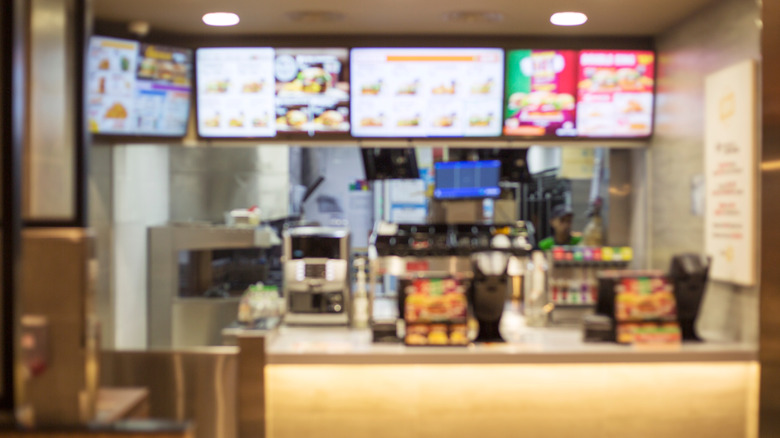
(719, 91, 736, 121)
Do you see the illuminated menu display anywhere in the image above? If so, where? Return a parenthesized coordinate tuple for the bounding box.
(274, 48, 350, 134)
(576, 50, 655, 137)
(196, 48, 276, 137)
(86, 36, 192, 136)
(350, 48, 504, 138)
(504, 50, 578, 137)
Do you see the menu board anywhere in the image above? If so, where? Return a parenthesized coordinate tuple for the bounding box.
(86, 36, 193, 136)
(504, 50, 578, 136)
(350, 48, 504, 138)
(275, 48, 350, 134)
(196, 48, 276, 137)
(576, 50, 655, 137)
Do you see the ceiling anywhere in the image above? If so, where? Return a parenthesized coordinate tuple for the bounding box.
(93, 0, 716, 37)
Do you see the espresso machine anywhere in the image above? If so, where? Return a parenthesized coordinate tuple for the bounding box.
(283, 226, 351, 325)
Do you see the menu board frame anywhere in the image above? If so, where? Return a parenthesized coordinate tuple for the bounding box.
(502, 48, 657, 141)
(84, 29, 656, 143)
(349, 47, 506, 139)
(194, 46, 356, 141)
(87, 35, 195, 141)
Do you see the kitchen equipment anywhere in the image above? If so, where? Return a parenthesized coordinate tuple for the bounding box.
(283, 226, 351, 325)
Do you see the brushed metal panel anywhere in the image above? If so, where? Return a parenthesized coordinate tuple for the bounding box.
(607, 149, 632, 247)
(99, 349, 238, 438)
(19, 228, 97, 425)
(25, 0, 75, 220)
(172, 299, 241, 347)
(761, 0, 780, 433)
(237, 335, 265, 438)
(148, 226, 278, 348)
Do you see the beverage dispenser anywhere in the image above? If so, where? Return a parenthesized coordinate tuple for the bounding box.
(283, 227, 351, 325)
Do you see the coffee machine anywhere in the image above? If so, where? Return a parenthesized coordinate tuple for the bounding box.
(283, 226, 351, 325)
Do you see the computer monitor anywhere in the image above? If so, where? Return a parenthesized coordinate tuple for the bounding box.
(434, 160, 501, 200)
(477, 148, 533, 183)
(360, 147, 420, 180)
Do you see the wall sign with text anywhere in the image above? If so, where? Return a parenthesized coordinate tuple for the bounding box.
(704, 59, 757, 286)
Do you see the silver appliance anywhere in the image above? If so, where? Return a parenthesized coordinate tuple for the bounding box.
(283, 227, 350, 325)
(148, 224, 281, 348)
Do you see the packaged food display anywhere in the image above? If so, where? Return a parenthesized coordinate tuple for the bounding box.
(401, 277, 469, 346)
(604, 272, 682, 345)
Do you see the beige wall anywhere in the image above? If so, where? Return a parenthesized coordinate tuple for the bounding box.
(651, 0, 760, 342)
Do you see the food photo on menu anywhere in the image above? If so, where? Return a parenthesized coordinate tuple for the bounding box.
(86, 36, 139, 134)
(350, 47, 504, 138)
(503, 49, 578, 137)
(274, 48, 350, 133)
(196, 47, 276, 138)
(576, 50, 655, 137)
(134, 43, 193, 136)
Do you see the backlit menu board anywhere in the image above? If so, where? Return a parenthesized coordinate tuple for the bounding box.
(86, 36, 192, 136)
(576, 50, 655, 137)
(350, 48, 504, 138)
(196, 48, 276, 137)
(275, 48, 350, 134)
(504, 50, 578, 137)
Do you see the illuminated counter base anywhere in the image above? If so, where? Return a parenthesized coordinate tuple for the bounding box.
(263, 327, 758, 438)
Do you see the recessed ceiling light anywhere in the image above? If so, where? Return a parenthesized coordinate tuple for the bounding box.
(202, 12, 240, 27)
(286, 11, 344, 23)
(443, 11, 503, 23)
(550, 12, 588, 26)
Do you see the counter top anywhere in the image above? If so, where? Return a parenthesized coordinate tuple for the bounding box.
(260, 309, 757, 365)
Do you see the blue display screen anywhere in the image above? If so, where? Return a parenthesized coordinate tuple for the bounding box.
(433, 160, 501, 199)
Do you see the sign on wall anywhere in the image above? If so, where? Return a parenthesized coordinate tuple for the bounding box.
(704, 60, 757, 286)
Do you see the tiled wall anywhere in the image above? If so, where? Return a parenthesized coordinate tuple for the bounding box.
(651, 0, 760, 342)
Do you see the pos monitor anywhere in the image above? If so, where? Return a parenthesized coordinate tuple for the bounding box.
(434, 160, 501, 199)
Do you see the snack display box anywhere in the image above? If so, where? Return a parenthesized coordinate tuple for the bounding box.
(400, 277, 470, 346)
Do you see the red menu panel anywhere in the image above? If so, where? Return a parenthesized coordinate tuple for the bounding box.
(576, 50, 655, 137)
(504, 50, 578, 136)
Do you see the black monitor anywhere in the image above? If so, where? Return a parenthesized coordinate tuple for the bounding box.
(477, 148, 532, 183)
(434, 160, 501, 200)
(360, 148, 419, 180)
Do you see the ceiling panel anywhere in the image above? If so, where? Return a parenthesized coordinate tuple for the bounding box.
(94, 0, 716, 37)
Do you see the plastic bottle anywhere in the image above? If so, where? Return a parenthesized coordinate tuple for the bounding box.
(352, 258, 370, 329)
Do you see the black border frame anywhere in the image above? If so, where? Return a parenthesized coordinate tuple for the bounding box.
(91, 21, 656, 145)
(87, 36, 197, 144)
(24, 0, 90, 227)
(1, 0, 29, 413)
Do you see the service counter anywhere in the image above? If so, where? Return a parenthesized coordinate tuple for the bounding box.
(263, 312, 755, 365)
(255, 309, 758, 438)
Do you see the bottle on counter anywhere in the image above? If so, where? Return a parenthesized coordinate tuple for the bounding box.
(352, 257, 370, 329)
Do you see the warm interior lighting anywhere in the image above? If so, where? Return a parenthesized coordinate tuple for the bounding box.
(761, 160, 780, 171)
(550, 12, 588, 26)
(443, 11, 504, 23)
(202, 12, 240, 27)
(286, 11, 344, 23)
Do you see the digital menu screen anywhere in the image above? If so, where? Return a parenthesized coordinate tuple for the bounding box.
(274, 48, 350, 134)
(350, 48, 504, 138)
(576, 50, 655, 137)
(504, 50, 578, 137)
(196, 47, 276, 137)
(86, 36, 193, 136)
